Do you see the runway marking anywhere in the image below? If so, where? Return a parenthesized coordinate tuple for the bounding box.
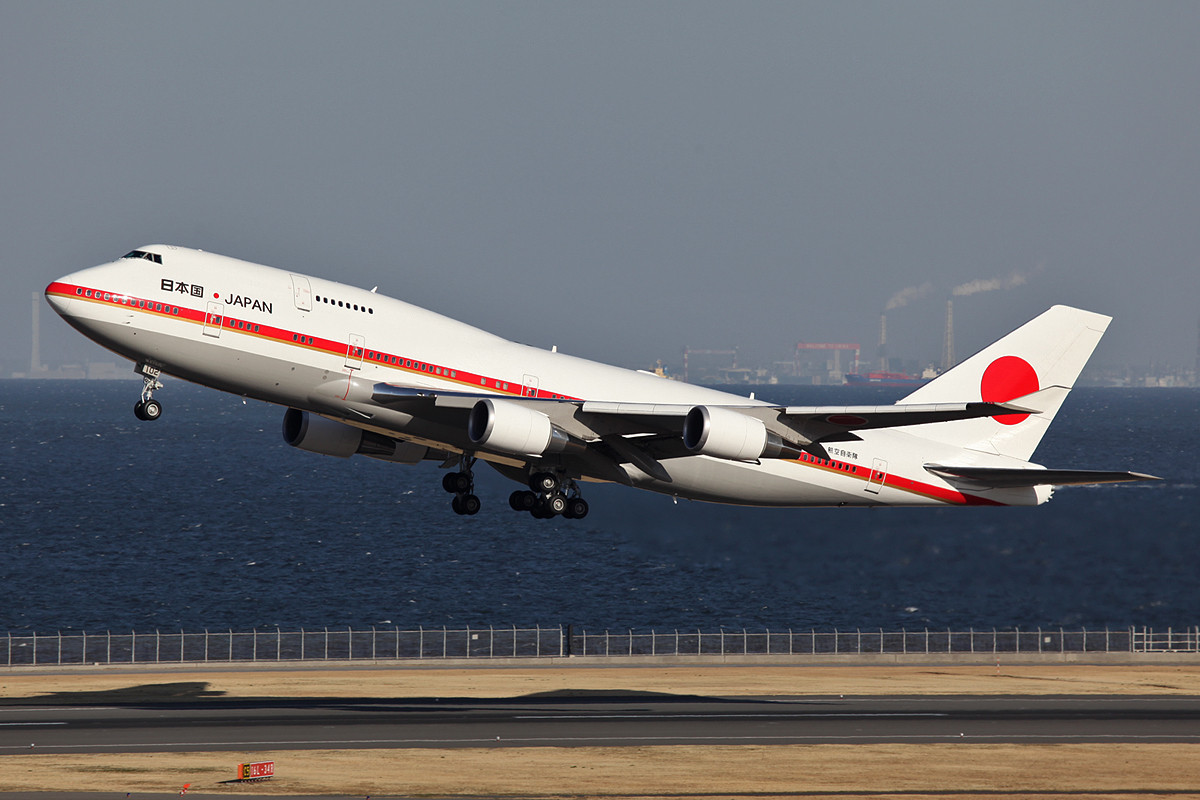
(7, 733, 1200, 752)
(516, 713, 949, 719)
(0, 722, 67, 726)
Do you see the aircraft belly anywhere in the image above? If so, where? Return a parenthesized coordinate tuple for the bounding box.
(67, 315, 323, 407)
(639, 457, 881, 508)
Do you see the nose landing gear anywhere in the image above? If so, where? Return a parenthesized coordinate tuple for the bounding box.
(133, 364, 163, 421)
(441, 454, 481, 515)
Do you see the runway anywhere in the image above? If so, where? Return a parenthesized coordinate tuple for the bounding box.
(5, 692, 1200, 753)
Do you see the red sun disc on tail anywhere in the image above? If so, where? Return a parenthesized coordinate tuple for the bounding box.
(980, 356, 1039, 425)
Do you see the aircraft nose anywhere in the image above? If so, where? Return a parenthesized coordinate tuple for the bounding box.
(44, 279, 76, 317)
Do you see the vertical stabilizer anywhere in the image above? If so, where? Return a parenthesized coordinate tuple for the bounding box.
(898, 305, 1110, 460)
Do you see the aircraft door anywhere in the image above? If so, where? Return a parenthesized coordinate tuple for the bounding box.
(345, 334, 365, 369)
(522, 374, 539, 397)
(865, 458, 888, 494)
(291, 275, 312, 311)
(203, 302, 224, 338)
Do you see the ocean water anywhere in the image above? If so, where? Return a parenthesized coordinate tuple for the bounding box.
(1, 380, 1196, 634)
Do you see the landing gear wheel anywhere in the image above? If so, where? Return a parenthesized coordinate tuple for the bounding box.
(529, 472, 558, 493)
(563, 498, 589, 519)
(509, 490, 536, 511)
(443, 472, 470, 493)
(140, 398, 162, 421)
(134, 400, 147, 421)
(452, 494, 482, 515)
(547, 493, 568, 515)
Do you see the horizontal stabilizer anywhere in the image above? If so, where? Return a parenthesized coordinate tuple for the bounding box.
(925, 465, 1161, 488)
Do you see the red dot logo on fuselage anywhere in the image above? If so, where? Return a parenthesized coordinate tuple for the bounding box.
(980, 356, 1039, 425)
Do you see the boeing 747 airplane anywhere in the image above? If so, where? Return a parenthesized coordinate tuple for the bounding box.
(45, 246, 1156, 519)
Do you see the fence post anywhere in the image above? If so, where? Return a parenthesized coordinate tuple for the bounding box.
(490, 625, 494, 659)
(301, 628, 306, 660)
(720, 628, 725, 655)
(252, 628, 257, 662)
(675, 629, 680, 656)
(699, 629, 703, 656)
(1083, 626, 1087, 653)
(443, 626, 448, 659)
(765, 628, 770, 655)
(834, 628, 839, 654)
(372, 626, 377, 661)
(419, 626, 424, 659)
(278, 627, 282, 661)
(130, 630, 134, 664)
(324, 627, 329, 660)
(229, 629, 233, 662)
(1038, 627, 1042, 653)
(58, 631, 63, 665)
(1015, 626, 1020, 654)
(857, 628, 861, 654)
(157, 630, 161, 663)
(512, 625, 517, 658)
(203, 629, 207, 663)
(652, 629, 656, 657)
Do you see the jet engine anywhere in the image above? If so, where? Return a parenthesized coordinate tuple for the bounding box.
(282, 408, 433, 464)
(468, 398, 577, 457)
(682, 405, 802, 461)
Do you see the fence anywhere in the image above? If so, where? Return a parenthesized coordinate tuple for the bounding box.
(3, 626, 1198, 667)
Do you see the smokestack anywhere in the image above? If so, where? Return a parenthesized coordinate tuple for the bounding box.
(877, 313, 887, 371)
(31, 291, 42, 375)
(942, 299, 955, 371)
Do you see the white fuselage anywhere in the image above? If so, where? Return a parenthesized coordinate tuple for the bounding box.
(46, 246, 1043, 508)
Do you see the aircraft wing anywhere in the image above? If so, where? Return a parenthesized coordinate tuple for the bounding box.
(579, 399, 1035, 445)
(925, 465, 1161, 488)
(370, 382, 1033, 449)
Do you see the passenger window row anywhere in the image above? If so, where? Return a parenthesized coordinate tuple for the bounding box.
(76, 287, 178, 315)
(315, 294, 373, 314)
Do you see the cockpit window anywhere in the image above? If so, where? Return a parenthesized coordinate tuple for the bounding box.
(122, 250, 163, 265)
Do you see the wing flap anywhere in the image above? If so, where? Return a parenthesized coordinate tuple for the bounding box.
(925, 465, 1161, 488)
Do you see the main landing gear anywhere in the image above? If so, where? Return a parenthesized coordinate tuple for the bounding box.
(440, 460, 589, 520)
(509, 470, 589, 520)
(441, 455, 481, 516)
(133, 364, 163, 421)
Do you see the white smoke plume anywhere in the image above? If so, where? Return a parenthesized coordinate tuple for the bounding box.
(884, 282, 933, 310)
(952, 271, 1029, 297)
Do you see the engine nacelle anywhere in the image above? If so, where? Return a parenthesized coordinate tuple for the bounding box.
(683, 405, 803, 461)
(468, 398, 574, 457)
(282, 408, 433, 464)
